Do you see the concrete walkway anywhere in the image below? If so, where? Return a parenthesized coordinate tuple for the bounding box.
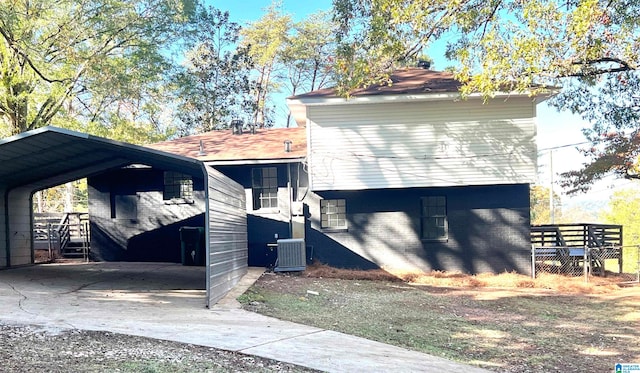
(0, 262, 489, 373)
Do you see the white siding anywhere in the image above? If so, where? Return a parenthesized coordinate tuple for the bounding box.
(307, 98, 537, 191)
(205, 165, 248, 307)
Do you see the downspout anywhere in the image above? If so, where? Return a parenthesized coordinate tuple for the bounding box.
(287, 162, 292, 238)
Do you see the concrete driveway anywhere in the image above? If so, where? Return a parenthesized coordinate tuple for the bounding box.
(0, 262, 489, 372)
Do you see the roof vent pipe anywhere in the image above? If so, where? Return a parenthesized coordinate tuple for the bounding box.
(231, 119, 243, 135)
(197, 139, 206, 156)
(284, 140, 292, 153)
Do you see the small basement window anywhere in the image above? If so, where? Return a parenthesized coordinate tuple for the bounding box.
(421, 196, 447, 240)
(163, 171, 193, 203)
(321, 199, 346, 229)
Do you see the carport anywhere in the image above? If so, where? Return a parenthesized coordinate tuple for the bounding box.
(0, 126, 248, 307)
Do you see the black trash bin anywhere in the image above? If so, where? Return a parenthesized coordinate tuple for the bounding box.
(179, 226, 205, 266)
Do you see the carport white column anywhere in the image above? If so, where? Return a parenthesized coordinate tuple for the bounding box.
(6, 187, 33, 266)
(204, 165, 248, 307)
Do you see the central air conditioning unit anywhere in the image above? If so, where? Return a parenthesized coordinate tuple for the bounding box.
(274, 238, 306, 272)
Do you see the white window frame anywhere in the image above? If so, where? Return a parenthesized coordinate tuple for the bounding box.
(321, 199, 347, 230)
(252, 167, 278, 211)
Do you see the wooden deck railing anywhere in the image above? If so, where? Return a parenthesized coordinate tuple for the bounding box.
(33, 212, 90, 260)
(531, 223, 622, 248)
(531, 223, 623, 277)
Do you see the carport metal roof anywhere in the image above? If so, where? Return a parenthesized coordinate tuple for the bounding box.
(0, 126, 204, 191)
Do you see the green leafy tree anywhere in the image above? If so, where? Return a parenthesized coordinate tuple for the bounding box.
(556, 72, 640, 193)
(171, 6, 254, 135)
(34, 180, 88, 214)
(600, 188, 640, 273)
(0, 0, 196, 140)
(240, 2, 292, 128)
(332, 0, 640, 192)
(333, 0, 638, 93)
(530, 185, 562, 225)
(280, 11, 336, 127)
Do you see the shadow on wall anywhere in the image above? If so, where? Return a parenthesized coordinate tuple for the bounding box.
(246, 214, 379, 270)
(305, 226, 380, 271)
(91, 214, 205, 262)
(312, 186, 531, 275)
(411, 209, 530, 274)
(247, 214, 289, 267)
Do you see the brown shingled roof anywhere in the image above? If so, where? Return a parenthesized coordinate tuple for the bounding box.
(290, 68, 462, 99)
(147, 127, 306, 163)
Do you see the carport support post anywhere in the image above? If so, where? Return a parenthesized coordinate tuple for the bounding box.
(4, 189, 9, 267)
(29, 193, 34, 264)
(203, 164, 211, 308)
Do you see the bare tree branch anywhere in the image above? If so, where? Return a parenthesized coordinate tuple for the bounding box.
(0, 27, 69, 84)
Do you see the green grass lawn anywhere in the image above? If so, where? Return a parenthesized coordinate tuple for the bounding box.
(240, 272, 640, 373)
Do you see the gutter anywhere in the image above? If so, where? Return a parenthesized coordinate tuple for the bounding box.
(204, 157, 306, 166)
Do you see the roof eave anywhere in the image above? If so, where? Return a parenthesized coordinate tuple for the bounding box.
(286, 90, 547, 107)
(205, 157, 306, 166)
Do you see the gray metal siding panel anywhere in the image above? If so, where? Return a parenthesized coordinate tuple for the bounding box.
(206, 165, 248, 306)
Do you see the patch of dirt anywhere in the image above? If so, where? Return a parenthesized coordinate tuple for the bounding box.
(0, 324, 318, 373)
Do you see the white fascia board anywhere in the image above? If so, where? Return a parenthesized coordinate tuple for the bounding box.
(287, 91, 545, 107)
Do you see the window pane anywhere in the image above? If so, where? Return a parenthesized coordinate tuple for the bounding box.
(421, 196, 447, 240)
(252, 167, 278, 209)
(251, 169, 261, 187)
(321, 199, 346, 229)
(164, 172, 193, 201)
(428, 205, 437, 216)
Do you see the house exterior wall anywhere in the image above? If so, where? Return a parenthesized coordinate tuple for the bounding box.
(214, 161, 531, 275)
(88, 168, 206, 262)
(306, 97, 537, 191)
(205, 165, 248, 306)
(304, 184, 532, 275)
